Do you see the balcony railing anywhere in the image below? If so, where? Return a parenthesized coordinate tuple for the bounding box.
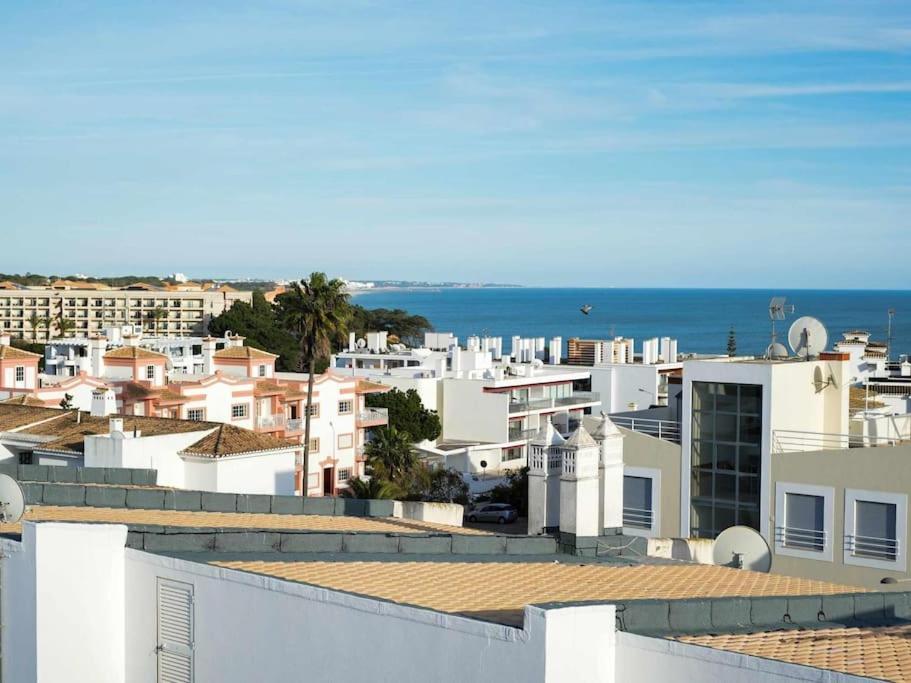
(623, 506, 654, 529)
(609, 416, 681, 444)
(845, 534, 898, 561)
(286, 418, 304, 432)
(255, 414, 286, 429)
(356, 407, 389, 425)
(508, 391, 600, 413)
(772, 429, 907, 453)
(775, 526, 826, 552)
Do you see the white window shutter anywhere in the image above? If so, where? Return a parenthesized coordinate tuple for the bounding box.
(157, 578, 194, 683)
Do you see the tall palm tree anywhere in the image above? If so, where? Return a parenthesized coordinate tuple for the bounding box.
(364, 427, 417, 483)
(55, 315, 76, 338)
(148, 307, 167, 336)
(276, 272, 351, 496)
(341, 476, 401, 500)
(27, 312, 44, 341)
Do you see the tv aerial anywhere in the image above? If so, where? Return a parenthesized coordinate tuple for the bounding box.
(767, 296, 795, 358)
(0, 474, 25, 524)
(712, 526, 772, 572)
(788, 316, 828, 360)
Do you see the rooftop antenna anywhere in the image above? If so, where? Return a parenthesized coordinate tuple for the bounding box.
(767, 296, 795, 358)
(888, 308, 896, 361)
(788, 316, 828, 360)
(0, 474, 26, 525)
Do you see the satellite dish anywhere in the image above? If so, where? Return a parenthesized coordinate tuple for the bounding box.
(712, 526, 771, 572)
(0, 474, 25, 524)
(356, 338, 367, 349)
(531, 358, 544, 368)
(766, 342, 789, 360)
(788, 316, 828, 358)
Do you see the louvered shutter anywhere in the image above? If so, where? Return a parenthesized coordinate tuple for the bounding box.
(157, 578, 194, 683)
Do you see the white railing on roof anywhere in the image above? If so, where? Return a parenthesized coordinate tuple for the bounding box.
(772, 429, 907, 453)
(609, 416, 681, 444)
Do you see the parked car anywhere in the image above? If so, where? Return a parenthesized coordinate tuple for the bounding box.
(466, 503, 518, 524)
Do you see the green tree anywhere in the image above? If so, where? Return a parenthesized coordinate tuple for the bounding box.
(422, 468, 469, 504)
(727, 325, 737, 357)
(148, 307, 167, 336)
(363, 427, 417, 484)
(489, 467, 529, 515)
(208, 291, 300, 370)
(341, 476, 402, 500)
(54, 315, 76, 338)
(276, 272, 352, 496)
(366, 388, 441, 442)
(27, 312, 45, 340)
(348, 307, 432, 346)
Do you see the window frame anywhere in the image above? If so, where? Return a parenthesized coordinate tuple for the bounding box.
(145, 364, 155, 380)
(623, 466, 661, 538)
(774, 482, 834, 562)
(231, 403, 249, 420)
(308, 437, 320, 454)
(844, 488, 907, 572)
(337, 432, 354, 450)
(15, 366, 25, 382)
(338, 399, 353, 415)
(337, 467, 351, 483)
(186, 408, 206, 422)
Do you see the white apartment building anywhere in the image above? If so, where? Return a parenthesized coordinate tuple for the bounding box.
(0, 281, 252, 340)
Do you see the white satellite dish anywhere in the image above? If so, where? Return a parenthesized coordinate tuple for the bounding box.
(712, 526, 771, 572)
(766, 342, 789, 360)
(355, 338, 367, 349)
(0, 474, 25, 524)
(787, 316, 828, 358)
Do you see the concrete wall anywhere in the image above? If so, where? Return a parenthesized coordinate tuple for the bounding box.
(125, 550, 616, 682)
(2, 522, 128, 683)
(621, 428, 681, 538)
(441, 379, 509, 443)
(84, 429, 212, 488)
(772, 443, 911, 587)
(213, 450, 297, 496)
(396, 500, 465, 527)
(616, 632, 869, 683)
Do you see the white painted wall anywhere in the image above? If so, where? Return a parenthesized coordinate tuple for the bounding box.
(213, 451, 297, 495)
(615, 632, 870, 683)
(396, 501, 465, 527)
(441, 379, 508, 442)
(84, 429, 213, 488)
(125, 550, 616, 682)
(2, 522, 128, 683)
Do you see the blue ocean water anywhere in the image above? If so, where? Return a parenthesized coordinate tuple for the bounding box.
(354, 288, 911, 357)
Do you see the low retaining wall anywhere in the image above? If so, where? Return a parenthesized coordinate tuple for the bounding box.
(395, 501, 465, 527)
(1, 463, 157, 487)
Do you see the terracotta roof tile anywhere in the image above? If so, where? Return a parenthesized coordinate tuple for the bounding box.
(214, 346, 278, 360)
(0, 394, 47, 407)
(678, 624, 911, 682)
(0, 404, 69, 431)
(356, 378, 391, 394)
(208, 561, 863, 627)
(104, 346, 168, 361)
(179, 423, 293, 458)
(0, 345, 42, 361)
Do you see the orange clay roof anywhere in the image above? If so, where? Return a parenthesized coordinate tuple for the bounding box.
(0, 394, 47, 407)
(207, 561, 863, 627)
(214, 346, 278, 360)
(356, 378, 391, 394)
(0, 344, 42, 361)
(0, 404, 69, 431)
(104, 346, 168, 361)
(677, 624, 911, 683)
(179, 423, 292, 458)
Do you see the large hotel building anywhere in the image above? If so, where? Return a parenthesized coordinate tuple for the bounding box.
(0, 280, 253, 340)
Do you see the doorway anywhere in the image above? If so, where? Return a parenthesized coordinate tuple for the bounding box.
(323, 467, 334, 495)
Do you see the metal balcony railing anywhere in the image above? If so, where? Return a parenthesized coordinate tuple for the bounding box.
(772, 430, 907, 453)
(356, 407, 389, 424)
(623, 507, 654, 529)
(255, 414, 286, 429)
(845, 534, 898, 561)
(508, 391, 600, 413)
(609, 416, 681, 444)
(775, 526, 826, 552)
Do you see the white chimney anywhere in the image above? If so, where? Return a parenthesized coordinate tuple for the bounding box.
(202, 337, 217, 374)
(123, 333, 140, 348)
(91, 388, 117, 418)
(0, 333, 11, 347)
(560, 425, 601, 540)
(592, 414, 625, 533)
(108, 417, 124, 434)
(348, 332, 356, 351)
(89, 336, 108, 377)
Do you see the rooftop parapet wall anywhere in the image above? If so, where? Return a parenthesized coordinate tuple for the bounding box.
(0, 462, 158, 486)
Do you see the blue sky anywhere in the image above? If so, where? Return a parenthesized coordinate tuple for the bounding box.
(2, 1, 910, 287)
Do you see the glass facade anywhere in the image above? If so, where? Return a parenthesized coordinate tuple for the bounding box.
(691, 381, 763, 538)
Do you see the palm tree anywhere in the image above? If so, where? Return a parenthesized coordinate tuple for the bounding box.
(364, 427, 417, 484)
(341, 476, 401, 500)
(55, 315, 76, 338)
(276, 272, 352, 496)
(148, 307, 167, 336)
(27, 312, 44, 341)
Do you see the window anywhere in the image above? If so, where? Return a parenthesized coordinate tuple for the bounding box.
(502, 446, 523, 461)
(844, 489, 907, 571)
(338, 400, 353, 414)
(308, 437, 320, 453)
(623, 467, 660, 537)
(146, 365, 155, 380)
(690, 381, 762, 539)
(306, 404, 320, 418)
(156, 579, 194, 683)
(775, 483, 833, 561)
(187, 408, 205, 421)
(337, 433, 354, 449)
(231, 404, 249, 419)
(15, 366, 25, 382)
(258, 364, 266, 377)
(338, 468, 351, 483)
